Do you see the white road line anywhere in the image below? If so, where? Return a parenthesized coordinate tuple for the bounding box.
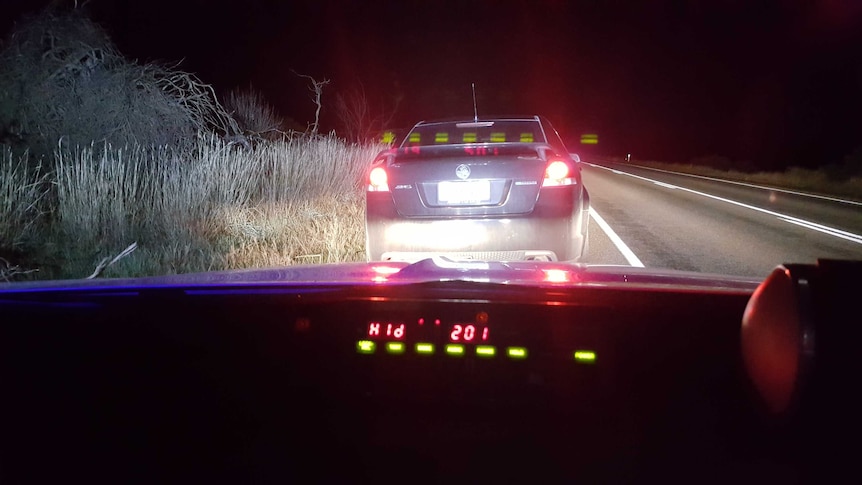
(780, 218, 862, 244)
(589, 164, 862, 245)
(589, 207, 644, 267)
(590, 161, 862, 206)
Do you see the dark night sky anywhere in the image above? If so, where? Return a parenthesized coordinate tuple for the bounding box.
(3, 0, 862, 169)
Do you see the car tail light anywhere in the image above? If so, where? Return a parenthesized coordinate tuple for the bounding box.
(543, 159, 576, 186)
(368, 167, 389, 192)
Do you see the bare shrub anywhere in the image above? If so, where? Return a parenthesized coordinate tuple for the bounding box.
(225, 86, 284, 140)
(0, 7, 239, 160)
(334, 82, 401, 143)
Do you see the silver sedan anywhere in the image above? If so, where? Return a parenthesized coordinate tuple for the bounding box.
(366, 116, 590, 262)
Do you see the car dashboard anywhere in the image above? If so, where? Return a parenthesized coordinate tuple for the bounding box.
(0, 259, 857, 484)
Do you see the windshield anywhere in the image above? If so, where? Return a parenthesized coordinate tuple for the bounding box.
(1, 0, 861, 284)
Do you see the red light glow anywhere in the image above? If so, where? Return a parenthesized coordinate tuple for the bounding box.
(371, 265, 399, 283)
(546, 160, 569, 179)
(543, 160, 575, 186)
(368, 167, 389, 191)
(543, 269, 570, 283)
(372, 265, 400, 275)
(464, 146, 500, 156)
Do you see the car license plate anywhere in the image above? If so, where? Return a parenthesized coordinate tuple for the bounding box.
(437, 181, 491, 203)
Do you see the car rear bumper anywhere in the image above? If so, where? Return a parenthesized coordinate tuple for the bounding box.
(366, 187, 589, 262)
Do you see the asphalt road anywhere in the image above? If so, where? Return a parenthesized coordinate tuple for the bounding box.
(579, 160, 862, 278)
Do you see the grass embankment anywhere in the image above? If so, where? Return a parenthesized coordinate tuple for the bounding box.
(600, 157, 862, 201)
(1, 135, 381, 281)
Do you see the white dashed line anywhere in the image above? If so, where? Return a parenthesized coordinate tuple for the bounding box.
(589, 164, 862, 245)
(589, 208, 644, 267)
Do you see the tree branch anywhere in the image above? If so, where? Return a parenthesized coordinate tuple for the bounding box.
(291, 70, 330, 136)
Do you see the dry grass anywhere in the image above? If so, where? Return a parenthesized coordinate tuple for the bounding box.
(0, 147, 50, 281)
(218, 194, 367, 268)
(1, 134, 381, 281)
(0, 147, 50, 252)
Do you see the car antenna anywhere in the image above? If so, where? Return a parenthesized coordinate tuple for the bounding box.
(472, 82, 478, 122)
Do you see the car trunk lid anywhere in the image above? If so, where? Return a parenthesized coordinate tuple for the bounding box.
(387, 144, 547, 218)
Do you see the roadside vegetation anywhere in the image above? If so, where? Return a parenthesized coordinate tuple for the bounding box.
(1, 127, 379, 282)
(0, 6, 380, 282)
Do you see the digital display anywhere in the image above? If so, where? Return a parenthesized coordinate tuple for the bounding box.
(367, 322, 406, 339)
(449, 324, 489, 342)
(366, 312, 491, 344)
(358, 310, 597, 363)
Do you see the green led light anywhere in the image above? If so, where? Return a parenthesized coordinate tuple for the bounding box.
(408, 133, 421, 143)
(463, 132, 477, 142)
(357, 340, 375, 354)
(415, 343, 435, 355)
(519, 133, 534, 143)
(445, 344, 465, 356)
(386, 342, 405, 354)
(490, 132, 506, 142)
(580, 134, 599, 145)
(506, 347, 528, 359)
(435, 132, 449, 143)
(476, 345, 496, 357)
(574, 350, 596, 363)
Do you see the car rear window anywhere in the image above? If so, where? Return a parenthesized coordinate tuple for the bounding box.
(402, 120, 546, 146)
